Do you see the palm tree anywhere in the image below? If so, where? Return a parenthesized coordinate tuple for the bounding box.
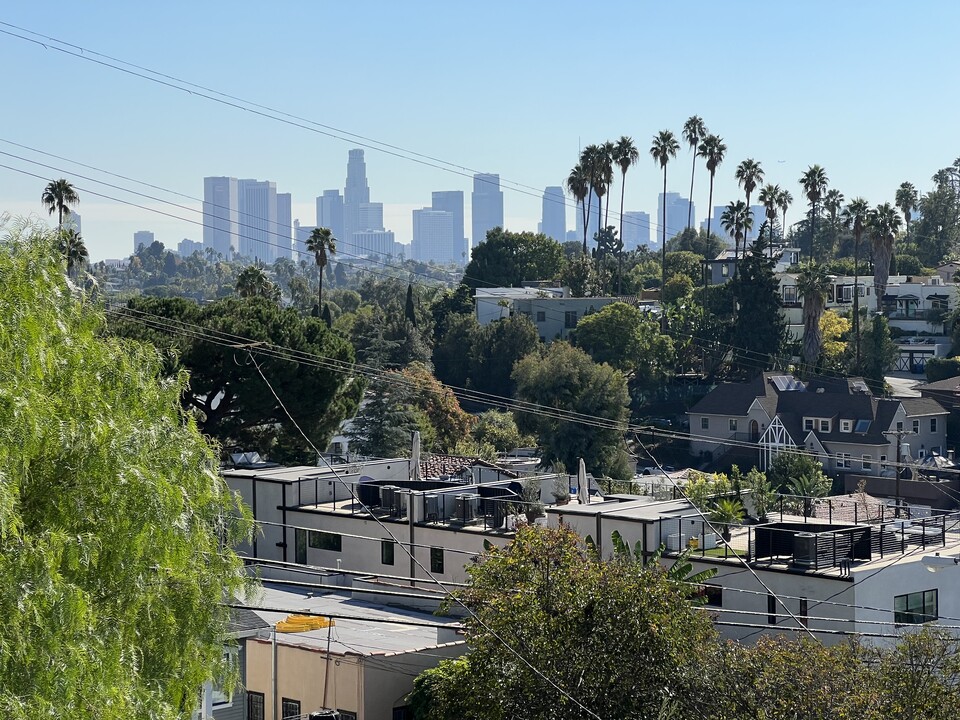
(869, 203, 903, 313)
(57, 229, 88, 279)
(710, 498, 745, 542)
(41, 179, 80, 229)
(566, 164, 590, 254)
(735, 159, 764, 258)
(235, 263, 279, 302)
(597, 141, 615, 228)
(823, 188, 845, 259)
(697, 135, 727, 239)
(842, 197, 871, 371)
(650, 130, 680, 291)
(682, 116, 708, 229)
(720, 201, 752, 260)
(796, 263, 831, 369)
(777, 188, 793, 240)
(895, 181, 919, 247)
(579, 144, 602, 244)
(758, 183, 782, 248)
(306, 226, 337, 313)
(612, 136, 639, 294)
(798, 165, 828, 261)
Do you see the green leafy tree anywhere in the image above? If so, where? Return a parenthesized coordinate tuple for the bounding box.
(572, 301, 674, 374)
(41, 178, 79, 229)
(471, 410, 532, 452)
(664, 250, 705, 285)
(861, 313, 899, 393)
(729, 236, 787, 374)
(559, 253, 607, 297)
(799, 165, 829, 261)
(347, 377, 420, 457)
(665, 227, 725, 258)
(111, 296, 362, 462)
(0, 220, 251, 719)
(662, 273, 694, 305)
(766, 451, 829, 494)
(469, 314, 541, 398)
(412, 525, 717, 720)
(399, 361, 473, 452)
(463, 228, 566, 288)
(710, 497, 745, 541)
(513, 342, 631, 480)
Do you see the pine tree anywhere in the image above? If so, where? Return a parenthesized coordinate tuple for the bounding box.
(730, 236, 788, 374)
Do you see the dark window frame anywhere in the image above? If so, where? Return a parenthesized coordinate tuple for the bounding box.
(247, 692, 265, 720)
(295, 528, 307, 564)
(381, 539, 395, 565)
(430, 547, 444, 574)
(281, 697, 301, 720)
(308, 530, 342, 551)
(564, 310, 578, 329)
(895, 589, 938, 625)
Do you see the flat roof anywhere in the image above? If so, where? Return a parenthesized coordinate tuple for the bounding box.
(243, 584, 463, 656)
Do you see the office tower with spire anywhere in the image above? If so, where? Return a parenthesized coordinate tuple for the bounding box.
(471, 173, 504, 248)
(343, 149, 371, 246)
(541, 186, 566, 243)
(203, 176, 238, 258)
(431, 190, 467, 262)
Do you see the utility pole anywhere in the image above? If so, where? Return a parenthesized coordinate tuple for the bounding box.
(883, 429, 914, 518)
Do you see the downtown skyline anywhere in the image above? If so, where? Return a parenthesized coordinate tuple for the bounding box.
(2, 2, 959, 260)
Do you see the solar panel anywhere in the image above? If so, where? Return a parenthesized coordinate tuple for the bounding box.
(770, 375, 805, 392)
(855, 419, 871, 433)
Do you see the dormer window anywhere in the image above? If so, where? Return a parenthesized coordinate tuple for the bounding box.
(804, 418, 814, 431)
(819, 419, 831, 433)
(840, 420, 852, 433)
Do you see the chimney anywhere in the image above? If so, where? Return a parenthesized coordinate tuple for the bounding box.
(949, 450, 955, 461)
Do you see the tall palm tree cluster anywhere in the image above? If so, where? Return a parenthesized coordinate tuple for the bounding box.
(41, 178, 88, 279)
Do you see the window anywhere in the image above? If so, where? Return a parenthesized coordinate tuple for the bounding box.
(701, 417, 709, 430)
(247, 692, 265, 720)
(701, 585, 722, 607)
(729, 419, 738, 432)
(913, 420, 921, 434)
(430, 547, 444, 574)
(819, 419, 830, 433)
(564, 310, 578, 328)
(536, 310, 545, 322)
(339, 712, 358, 720)
(836, 453, 851, 469)
(931, 418, 938, 433)
(862, 455, 873, 471)
(211, 648, 236, 706)
(855, 419, 871, 433)
(393, 708, 413, 720)
(767, 594, 777, 625)
(840, 420, 852, 433)
(282, 698, 301, 719)
(295, 528, 307, 564)
(895, 589, 938, 624)
(880, 454, 888, 470)
(782, 285, 797, 304)
(308, 530, 342, 551)
(721, 263, 729, 277)
(331, 441, 343, 454)
(803, 418, 814, 431)
(799, 597, 809, 628)
(918, 448, 926, 459)
(897, 421, 904, 431)
(381, 539, 395, 566)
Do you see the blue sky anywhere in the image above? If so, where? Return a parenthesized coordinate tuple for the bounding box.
(1, 1, 958, 261)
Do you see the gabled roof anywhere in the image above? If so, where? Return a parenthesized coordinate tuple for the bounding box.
(918, 375, 960, 393)
(900, 397, 950, 417)
(419, 454, 518, 480)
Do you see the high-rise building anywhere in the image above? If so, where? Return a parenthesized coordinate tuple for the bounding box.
(621, 211, 651, 251)
(63, 211, 81, 235)
(700, 204, 766, 245)
(316, 190, 344, 242)
(237, 179, 278, 262)
(471, 173, 504, 248)
(178, 238, 202, 256)
(358, 202, 384, 232)
(133, 230, 155, 254)
(656, 193, 694, 246)
(343, 149, 371, 245)
(412, 209, 456, 264)
(541, 186, 566, 243)
(574, 190, 601, 247)
(431, 191, 467, 262)
(276, 193, 293, 261)
(353, 230, 397, 257)
(203, 176, 238, 259)
(294, 220, 316, 259)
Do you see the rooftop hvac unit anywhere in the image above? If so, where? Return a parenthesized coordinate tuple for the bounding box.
(356, 483, 381, 509)
(666, 533, 687, 552)
(380, 485, 399, 514)
(424, 493, 440, 521)
(793, 532, 816, 568)
(453, 493, 480, 524)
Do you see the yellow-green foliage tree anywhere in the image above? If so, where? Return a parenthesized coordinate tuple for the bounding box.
(0, 219, 252, 719)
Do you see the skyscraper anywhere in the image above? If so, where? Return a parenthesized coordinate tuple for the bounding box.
(471, 173, 504, 248)
(237, 179, 278, 262)
(412, 209, 456, 264)
(203, 176, 238, 259)
(358, 202, 384, 232)
(431, 191, 467, 262)
(656, 193, 694, 246)
(133, 230, 155, 254)
(178, 238, 202, 256)
(541, 186, 566, 243)
(343, 149, 371, 245)
(316, 190, 344, 243)
(621, 211, 651, 251)
(276, 193, 293, 261)
(354, 230, 397, 257)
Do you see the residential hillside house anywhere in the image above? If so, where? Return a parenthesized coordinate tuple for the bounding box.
(548, 493, 960, 645)
(473, 286, 623, 342)
(688, 373, 949, 477)
(704, 246, 800, 287)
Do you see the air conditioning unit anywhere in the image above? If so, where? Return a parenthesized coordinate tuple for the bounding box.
(793, 532, 816, 568)
(424, 493, 440, 521)
(453, 493, 480, 524)
(356, 483, 381, 509)
(380, 485, 399, 514)
(666, 533, 687, 552)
